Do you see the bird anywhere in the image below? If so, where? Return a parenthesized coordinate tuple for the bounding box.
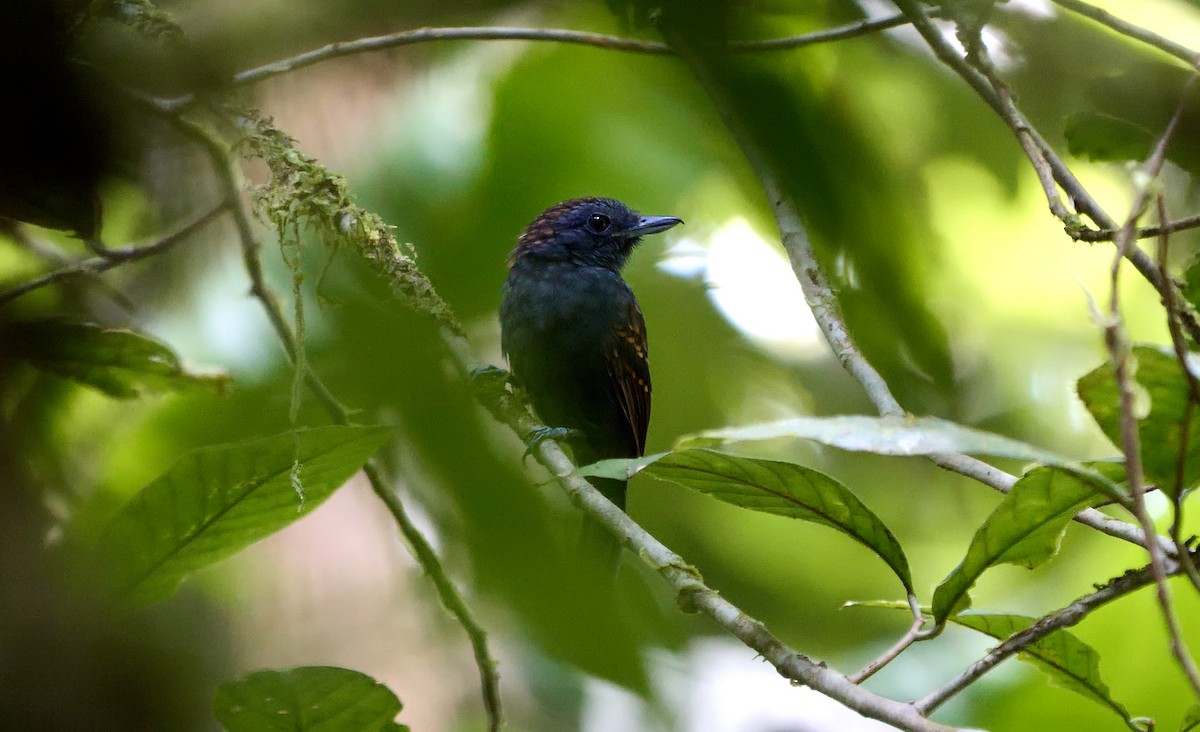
(499, 197, 681, 550)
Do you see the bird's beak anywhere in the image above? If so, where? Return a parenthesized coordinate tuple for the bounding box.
(621, 215, 683, 239)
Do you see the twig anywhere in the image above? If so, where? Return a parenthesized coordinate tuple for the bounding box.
(889, 0, 1186, 304)
(1105, 88, 1200, 697)
(178, 116, 506, 731)
(849, 594, 931, 684)
(146, 15, 917, 111)
(0, 202, 228, 308)
(970, 48, 1076, 224)
(916, 556, 1187, 713)
(1078, 213, 1200, 243)
(1156, 195, 1200, 596)
(1051, 0, 1200, 71)
(1, 222, 135, 310)
(730, 13, 919, 52)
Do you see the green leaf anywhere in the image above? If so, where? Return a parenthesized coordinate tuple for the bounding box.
(931, 467, 1106, 624)
(678, 414, 1123, 500)
(213, 666, 403, 732)
(1064, 112, 1156, 163)
(643, 449, 912, 593)
(574, 452, 667, 480)
(681, 414, 1069, 461)
(96, 426, 393, 606)
(1182, 703, 1200, 732)
(952, 613, 1145, 731)
(3, 320, 229, 398)
(1078, 346, 1200, 498)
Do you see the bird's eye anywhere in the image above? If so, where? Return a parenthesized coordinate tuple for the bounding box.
(586, 213, 611, 234)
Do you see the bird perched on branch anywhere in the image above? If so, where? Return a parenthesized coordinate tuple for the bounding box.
(499, 197, 681, 529)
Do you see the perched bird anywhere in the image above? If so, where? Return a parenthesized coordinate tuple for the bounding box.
(499, 198, 682, 519)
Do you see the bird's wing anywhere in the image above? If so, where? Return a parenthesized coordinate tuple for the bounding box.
(605, 299, 651, 456)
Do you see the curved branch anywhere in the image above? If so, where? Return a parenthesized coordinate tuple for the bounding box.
(1078, 213, 1200, 242)
(916, 555, 1190, 713)
(1051, 0, 1200, 71)
(0, 202, 228, 308)
(1105, 85, 1200, 697)
(147, 14, 917, 111)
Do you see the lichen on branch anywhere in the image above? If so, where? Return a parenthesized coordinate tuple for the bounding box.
(233, 109, 463, 334)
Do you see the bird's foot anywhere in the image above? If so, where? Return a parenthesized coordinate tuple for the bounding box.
(469, 364, 510, 386)
(469, 365, 513, 409)
(523, 426, 582, 459)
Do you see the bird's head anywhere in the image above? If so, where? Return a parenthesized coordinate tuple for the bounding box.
(507, 197, 682, 271)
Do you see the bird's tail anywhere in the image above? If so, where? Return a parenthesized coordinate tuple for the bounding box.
(579, 476, 626, 578)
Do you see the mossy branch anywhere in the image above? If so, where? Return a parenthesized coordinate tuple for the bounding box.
(233, 109, 463, 336)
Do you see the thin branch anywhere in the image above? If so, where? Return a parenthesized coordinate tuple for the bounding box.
(1051, 0, 1200, 71)
(145, 15, 916, 111)
(849, 594, 930, 684)
(1106, 89, 1200, 697)
(969, 48, 1076, 224)
(916, 555, 1189, 713)
(178, 116, 506, 731)
(889, 0, 1185, 303)
(730, 13, 919, 52)
(0, 202, 228, 308)
(1078, 212, 1200, 243)
(1, 222, 135, 310)
(1156, 194, 1200, 596)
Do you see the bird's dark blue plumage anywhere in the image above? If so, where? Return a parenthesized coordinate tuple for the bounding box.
(499, 198, 681, 516)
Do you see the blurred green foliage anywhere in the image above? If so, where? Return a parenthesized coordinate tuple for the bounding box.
(2, 0, 1200, 730)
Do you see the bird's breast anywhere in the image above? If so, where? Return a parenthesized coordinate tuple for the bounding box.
(501, 262, 634, 348)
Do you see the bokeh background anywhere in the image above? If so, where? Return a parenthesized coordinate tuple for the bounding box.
(2, 0, 1199, 730)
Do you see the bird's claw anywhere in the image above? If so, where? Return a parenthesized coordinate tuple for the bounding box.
(469, 365, 509, 385)
(523, 426, 581, 459)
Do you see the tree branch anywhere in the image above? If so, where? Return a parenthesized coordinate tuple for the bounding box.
(1078, 213, 1200, 243)
(146, 14, 918, 111)
(1157, 195, 1200, 596)
(888, 0, 1192, 301)
(1051, 0, 1200, 71)
(0, 201, 229, 308)
(1104, 85, 1200, 697)
(916, 555, 1191, 713)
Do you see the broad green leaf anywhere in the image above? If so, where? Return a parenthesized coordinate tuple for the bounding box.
(1182, 704, 1200, 732)
(1078, 346, 1200, 498)
(953, 613, 1145, 731)
(643, 449, 912, 593)
(3, 320, 229, 398)
(1064, 112, 1155, 164)
(213, 666, 404, 732)
(97, 426, 392, 606)
(678, 415, 1123, 500)
(682, 415, 1074, 462)
(931, 467, 1105, 624)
